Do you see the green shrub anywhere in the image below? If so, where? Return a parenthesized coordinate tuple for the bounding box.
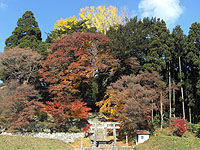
(188, 122, 200, 138)
(188, 123, 198, 133)
(38, 111, 48, 122)
(153, 114, 169, 129)
(68, 126, 81, 133)
(0, 116, 9, 129)
(152, 114, 160, 127)
(23, 122, 49, 132)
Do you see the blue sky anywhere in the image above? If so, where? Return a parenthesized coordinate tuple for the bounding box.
(0, 0, 199, 52)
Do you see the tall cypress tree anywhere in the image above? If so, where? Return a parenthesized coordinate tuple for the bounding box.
(106, 17, 156, 77)
(171, 25, 186, 119)
(143, 19, 173, 119)
(186, 22, 200, 122)
(5, 11, 46, 55)
(143, 19, 169, 73)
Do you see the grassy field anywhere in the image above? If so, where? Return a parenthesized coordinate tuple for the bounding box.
(136, 130, 200, 150)
(0, 130, 200, 150)
(0, 135, 92, 150)
(0, 135, 71, 150)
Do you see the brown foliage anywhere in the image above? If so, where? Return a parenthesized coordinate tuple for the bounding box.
(0, 81, 43, 128)
(98, 71, 167, 131)
(0, 47, 42, 84)
(135, 71, 168, 109)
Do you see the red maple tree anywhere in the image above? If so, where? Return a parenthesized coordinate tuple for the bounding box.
(40, 32, 118, 124)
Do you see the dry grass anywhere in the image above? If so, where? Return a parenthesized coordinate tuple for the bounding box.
(0, 134, 71, 150)
(0, 134, 94, 150)
(68, 137, 92, 149)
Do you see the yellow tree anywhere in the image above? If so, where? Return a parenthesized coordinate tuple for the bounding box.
(46, 16, 96, 43)
(54, 16, 78, 31)
(97, 91, 122, 120)
(79, 5, 128, 33)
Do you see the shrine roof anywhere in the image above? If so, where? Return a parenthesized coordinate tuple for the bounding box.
(136, 130, 150, 135)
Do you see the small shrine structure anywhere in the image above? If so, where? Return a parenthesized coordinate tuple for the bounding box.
(135, 130, 150, 145)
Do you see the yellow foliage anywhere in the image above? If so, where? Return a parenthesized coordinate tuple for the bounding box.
(79, 5, 128, 34)
(96, 91, 121, 120)
(53, 5, 128, 35)
(54, 16, 78, 31)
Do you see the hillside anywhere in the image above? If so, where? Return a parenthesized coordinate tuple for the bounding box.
(136, 131, 200, 150)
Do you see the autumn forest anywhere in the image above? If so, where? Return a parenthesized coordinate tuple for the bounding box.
(0, 6, 200, 136)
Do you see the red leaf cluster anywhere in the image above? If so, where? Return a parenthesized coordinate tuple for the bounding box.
(169, 118, 189, 136)
(82, 124, 91, 133)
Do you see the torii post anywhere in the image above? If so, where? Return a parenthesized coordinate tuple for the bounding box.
(107, 122, 120, 147)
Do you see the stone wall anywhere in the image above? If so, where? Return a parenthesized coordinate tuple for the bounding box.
(1, 132, 84, 143)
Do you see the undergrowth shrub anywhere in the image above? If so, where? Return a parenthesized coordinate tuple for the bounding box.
(68, 126, 81, 133)
(188, 122, 200, 138)
(168, 118, 189, 137)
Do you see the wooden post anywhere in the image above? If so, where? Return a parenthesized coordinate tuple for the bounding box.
(126, 135, 128, 149)
(94, 123, 97, 147)
(81, 137, 83, 150)
(113, 124, 117, 148)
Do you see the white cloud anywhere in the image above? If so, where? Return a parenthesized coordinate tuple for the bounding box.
(138, 0, 183, 25)
(0, 2, 8, 10)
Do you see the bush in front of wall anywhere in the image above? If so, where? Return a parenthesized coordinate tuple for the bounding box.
(68, 126, 81, 133)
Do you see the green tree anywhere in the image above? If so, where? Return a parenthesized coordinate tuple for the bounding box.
(106, 17, 155, 78)
(172, 25, 187, 119)
(5, 11, 47, 55)
(143, 19, 169, 73)
(186, 22, 200, 122)
(143, 19, 173, 119)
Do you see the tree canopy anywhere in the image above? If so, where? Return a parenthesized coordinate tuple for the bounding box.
(0, 47, 42, 84)
(5, 11, 47, 55)
(46, 16, 96, 43)
(40, 32, 118, 125)
(79, 6, 128, 33)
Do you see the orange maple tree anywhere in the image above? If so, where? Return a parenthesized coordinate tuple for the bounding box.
(40, 32, 118, 124)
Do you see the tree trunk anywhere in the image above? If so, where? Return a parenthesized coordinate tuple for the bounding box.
(173, 80, 176, 118)
(169, 63, 172, 119)
(189, 106, 192, 123)
(160, 91, 163, 130)
(179, 56, 185, 119)
(152, 100, 154, 122)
